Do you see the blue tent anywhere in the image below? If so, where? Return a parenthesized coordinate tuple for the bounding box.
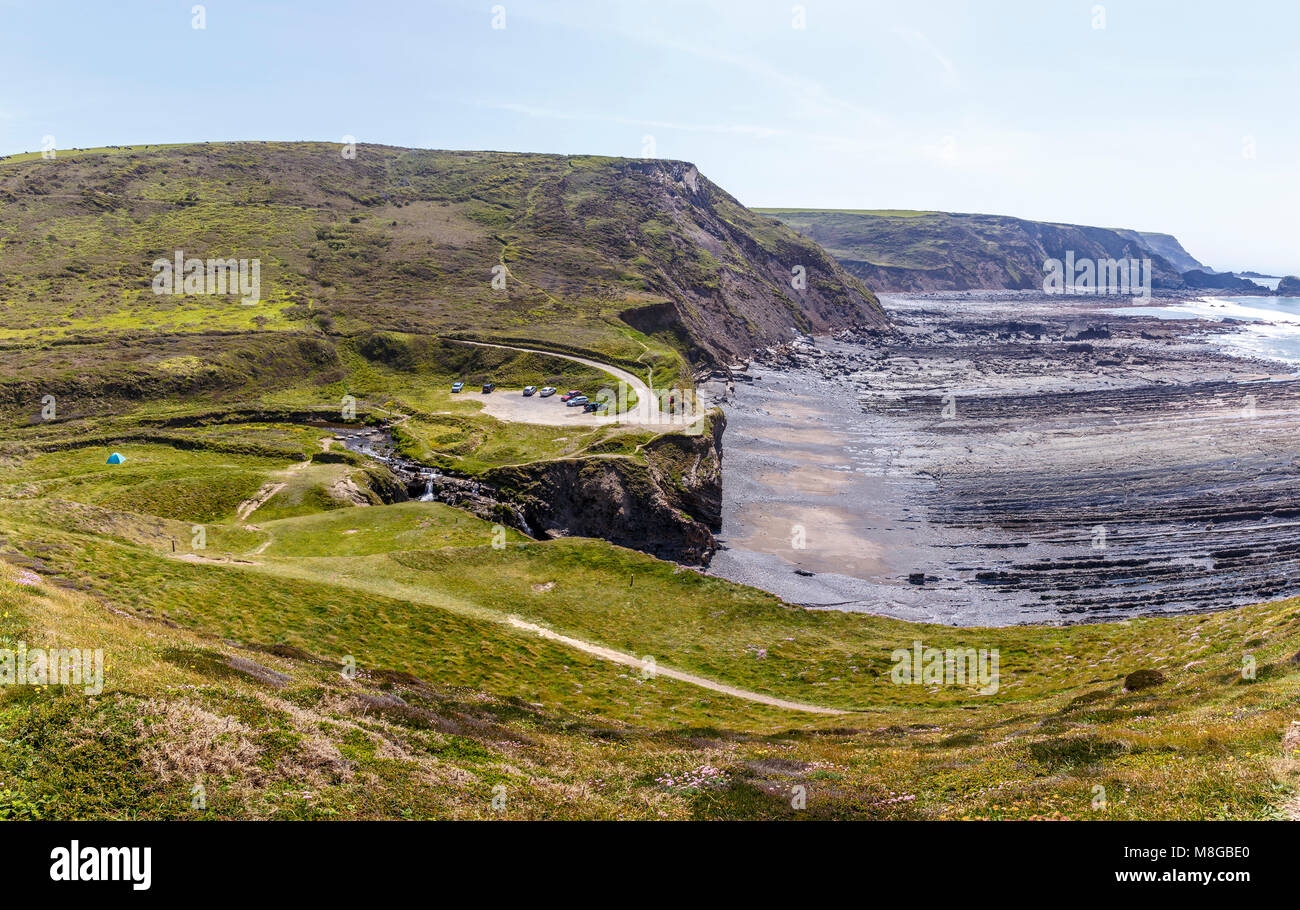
(106, 452, 125, 464)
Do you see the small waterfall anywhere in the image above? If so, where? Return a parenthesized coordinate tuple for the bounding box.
(334, 427, 536, 539)
(418, 473, 436, 502)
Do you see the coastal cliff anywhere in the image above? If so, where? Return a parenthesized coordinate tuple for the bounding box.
(480, 412, 725, 564)
(754, 208, 1263, 294)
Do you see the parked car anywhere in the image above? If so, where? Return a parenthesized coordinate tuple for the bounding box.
(451, 381, 464, 393)
(582, 401, 608, 413)
(560, 390, 583, 401)
(567, 395, 589, 407)
(538, 387, 557, 397)
(481, 382, 495, 394)
(522, 386, 537, 396)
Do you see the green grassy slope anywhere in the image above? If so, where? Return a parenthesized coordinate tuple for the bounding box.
(0, 141, 889, 479)
(758, 208, 1197, 292)
(0, 328, 663, 479)
(0, 142, 883, 363)
(1, 435, 1298, 820)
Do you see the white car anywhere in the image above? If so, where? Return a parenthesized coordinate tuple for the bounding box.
(538, 387, 557, 397)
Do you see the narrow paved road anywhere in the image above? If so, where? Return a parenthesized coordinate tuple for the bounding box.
(444, 338, 682, 426)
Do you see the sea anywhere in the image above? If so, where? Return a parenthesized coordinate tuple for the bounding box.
(1120, 295, 1300, 366)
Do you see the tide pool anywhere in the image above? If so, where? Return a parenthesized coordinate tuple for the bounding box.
(1120, 296, 1300, 365)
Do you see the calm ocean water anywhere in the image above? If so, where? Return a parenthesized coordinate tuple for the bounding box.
(1121, 296, 1300, 365)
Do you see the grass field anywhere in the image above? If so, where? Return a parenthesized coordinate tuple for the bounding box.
(0, 142, 879, 367)
(2, 436, 1298, 820)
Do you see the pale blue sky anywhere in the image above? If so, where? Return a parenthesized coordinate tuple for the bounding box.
(3, 0, 1297, 273)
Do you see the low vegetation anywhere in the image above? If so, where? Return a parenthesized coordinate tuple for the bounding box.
(758, 208, 1195, 292)
(1, 434, 1297, 819)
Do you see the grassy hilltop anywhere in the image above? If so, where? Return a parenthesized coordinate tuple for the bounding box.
(0, 141, 887, 473)
(0, 141, 883, 365)
(0, 144, 1297, 821)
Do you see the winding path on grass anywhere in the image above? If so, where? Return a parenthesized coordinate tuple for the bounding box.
(234, 460, 310, 522)
(191, 344, 822, 713)
(503, 616, 847, 715)
(168, 549, 847, 716)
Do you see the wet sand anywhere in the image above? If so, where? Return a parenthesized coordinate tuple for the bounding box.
(729, 503, 888, 576)
(707, 292, 1300, 625)
(755, 465, 854, 496)
(705, 364, 948, 621)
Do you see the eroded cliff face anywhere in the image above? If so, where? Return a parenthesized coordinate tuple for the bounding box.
(480, 413, 725, 564)
(643, 409, 724, 534)
(617, 161, 888, 363)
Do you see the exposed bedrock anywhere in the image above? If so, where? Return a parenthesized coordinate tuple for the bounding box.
(482, 411, 725, 564)
(333, 412, 725, 564)
(735, 294, 1300, 622)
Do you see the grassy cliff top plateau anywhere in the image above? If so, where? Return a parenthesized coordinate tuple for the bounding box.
(757, 208, 1203, 293)
(0, 142, 884, 364)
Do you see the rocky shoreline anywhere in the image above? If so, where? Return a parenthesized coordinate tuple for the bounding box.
(707, 292, 1300, 625)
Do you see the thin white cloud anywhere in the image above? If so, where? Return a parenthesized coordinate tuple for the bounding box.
(890, 27, 961, 89)
(474, 100, 789, 139)
(639, 35, 893, 131)
(481, 0, 896, 134)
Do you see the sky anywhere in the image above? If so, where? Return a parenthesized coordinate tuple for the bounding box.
(2, 0, 1297, 274)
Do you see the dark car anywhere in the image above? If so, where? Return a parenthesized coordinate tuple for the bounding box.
(582, 401, 609, 413)
(481, 382, 495, 394)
